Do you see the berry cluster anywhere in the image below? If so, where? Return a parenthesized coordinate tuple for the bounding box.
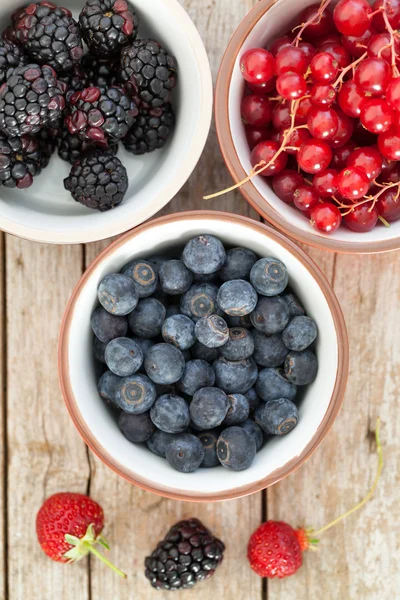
(0, 0, 177, 209)
(239, 0, 400, 234)
(92, 234, 318, 474)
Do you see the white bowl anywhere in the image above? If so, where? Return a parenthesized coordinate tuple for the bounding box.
(59, 211, 348, 501)
(0, 0, 212, 244)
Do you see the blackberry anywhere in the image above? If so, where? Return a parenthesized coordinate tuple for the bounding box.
(66, 85, 138, 146)
(81, 54, 119, 88)
(12, 2, 83, 72)
(120, 39, 177, 108)
(144, 518, 225, 591)
(58, 121, 118, 164)
(0, 132, 50, 188)
(0, 40, 24, 85)
(64, 151, 128, 211)
(58, 65, 89, 101)
(122, 104, 174, 155)
(0, 63, 65, 137)
(79, 0, 139, 57)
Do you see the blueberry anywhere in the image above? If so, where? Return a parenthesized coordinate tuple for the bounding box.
(223, 394, 250, 426)
(119, 410, 155, 443)
(220, 328, 254, 361)
(250, 258, 289, 296)
(190, 387, 229, 429)
(115, 373, 156, 414)
(225, 314, 252, 329)
(165, 304, 181, 318)
(91, 306, 128, 343)
(284, 350, 318, 385)
(97, 273, 139, 316)
(131, 336, 154, 358)
(250, 296, 290, 334)
(182, 234, 226, 274)
(145, 343, 186, 384)
(180, 283, 222, 321)
(162, 315, 196, 350)
(244, 387, 260, 412)
(195, 315, 229, 348)
(218, 247, 257, 281)
(122, 259, 158, 297)
(252, 330, 288, 367)
(282, 316, 318, 351)
(146, 429, 177, 457)
(217, 427, 256, 471)
(177, 359, 215, 396)
(128, 298, 166, 338)
(159, 259, 194, 295)
(256, 368, 297, 402)
(93, 336, 107, 363)
(191, 341, 220, 362)
(98, 370, 120, 408)
(240, 419, 264, 451)
(150, 394, 190, 433)
(217, 280, 258, 319)
(254, 398, 298, 435)
(105, 337, 143, 377)
(213, 356, 258, 394)
(146, 255, 167, 274)
(166, 434, 205, 473)
(281, 291, 305, 317)
(197, 430, 219, 468)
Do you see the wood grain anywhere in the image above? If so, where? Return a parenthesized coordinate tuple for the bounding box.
(0, 233, 5, 600)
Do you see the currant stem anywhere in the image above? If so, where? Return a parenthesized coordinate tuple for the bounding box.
(293, 0, 332, 45)
(312, 418, 383, 537)
(333, 51, 368, 88)
(84, 542, 127, 579)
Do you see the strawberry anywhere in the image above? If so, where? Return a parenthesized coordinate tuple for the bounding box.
(36, 492, 126, 578)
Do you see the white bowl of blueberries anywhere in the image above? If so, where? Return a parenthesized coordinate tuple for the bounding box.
(59, 211, 348, 501)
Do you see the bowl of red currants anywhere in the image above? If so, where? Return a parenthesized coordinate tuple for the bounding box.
(214, 0, 400, 253)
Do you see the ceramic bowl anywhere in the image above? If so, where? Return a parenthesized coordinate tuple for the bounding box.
(59, 211, 349, 501)
(0, 0, 212, 244)
(215, 0, 399, 254)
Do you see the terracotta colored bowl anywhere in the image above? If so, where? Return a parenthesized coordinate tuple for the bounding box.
(59, 211, 348, 501)
(215, 0, 399, 254)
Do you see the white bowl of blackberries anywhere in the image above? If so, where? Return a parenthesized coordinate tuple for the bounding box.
(0, 0, 212, 243)
(59, 212, 348, 501)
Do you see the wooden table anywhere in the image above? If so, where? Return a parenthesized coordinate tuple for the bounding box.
(0, 1, 398, 598)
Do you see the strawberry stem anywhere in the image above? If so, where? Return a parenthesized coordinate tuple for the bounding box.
(84, 542, 127, 579)
(312, 418, 383, 537)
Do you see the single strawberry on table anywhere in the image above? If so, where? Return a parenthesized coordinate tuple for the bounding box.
(36, 492, 126, 578)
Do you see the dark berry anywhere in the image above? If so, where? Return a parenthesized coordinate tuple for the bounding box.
(119, 410, 155, 442)
(190, 387, 229, 430)
(81, 53, 119, 87)
(115, 373, 156, 414)
(105, 336, 143, 376)
(220, 328, 254, 361)
(223, 394, 250, 426)
(131, 337, 154, 358)
(256, 367, 297, 402)
(255, 398, 299, 435)
(195, 315, 229, 348)
(122, 259, 158, 298)
(146, 429, 177, 458)
(98, 272, 138, 316)
(180, 284, 222, 322)
(250, 296, 290, 334)
(213, 356, 258, 394)
(244, 387, 260, 412)
(162, 315, 196, 351)
(150, 394, 190, 434)
(240, 419, 263, 451)
(197, 430, 219, 468)
(58, 121, 119, 164)
(0, 40, 24, 85)
(122, 104, 174, 155)
(282, 316, 318, 351)
(91, 306, 128, 343)
(158, 259, 193, 295)
(217, 427, 256, 471)
(128, 298, 166, 338)
(191, 341, 219, 362)
(182, 235, 226, 275)
(250, 258, 288, 296)
(252, 330, 288, 367)
(0, 132, 50, 189)
(280, 291, 305, 317)
(225, 314, 252, 329)
(97, 370, 120, 408)
(177, 360, 215, 396)
(218, 247, 257, 281)
(165, 434, 205, 473)
(93, 335, 107, 363)
(284, 350, 318, 385)
(217, 279, 258, 316)
(145, 343, 185, 385)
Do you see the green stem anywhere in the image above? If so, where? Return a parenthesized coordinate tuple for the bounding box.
(84, 542, 127, 579)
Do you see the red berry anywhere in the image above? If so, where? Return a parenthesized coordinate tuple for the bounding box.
(299, 3, 335, 37)
(342, 28, 375, 58)
(318, 42, 351, 68)
(241, 94, 272, 126)
(247, 521, 304, 579)
(298, 42, 315, 60)
(307, 106, 339, 140)
(333, 0, 372, 36)
(332, 140, 357, 169)
(380, 163, 400, 183)
(372, 0, 400, 31)
(272, 102, 291, 130)
(328, 109, 354, 148)
(298, 139, 332, 173)
(367, 33, 399, 62)
(338, 80, 366, 117)
(343, 202, 378, 231)
(272, 169, 304, 203)
(278, 127, 310, 154)
(245, 125, 271, 149)
(337, 166, 370, 199)
(310, 52, 339, 83)
(381, 154, 397, 176)
(240, 48, 276, 84)
(376, 188, 400, 220)
(276, 72, 307, 100)
(347, 146, 382, 180)
(275, 46, 309, 75)
(354, 57, 392, 96)
(247, 77, 276, 95)
(295, 95, 313, 124)
(311, 202, 342, 233)
(310, 83, 336, 106)
(360, 98, 394, 133)
(386, 77, 400, 112)
(250, 140, 288, 176)
(378, 127, 400, 160)
(293, 185, 320, 211)
(313, 168, 339, 197)
(317, 34, 342, 48)
(269, 36, 293, 56)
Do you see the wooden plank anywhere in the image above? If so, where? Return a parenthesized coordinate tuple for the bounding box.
(0, 232, 5, 600)
(267, 250, 400, 600)
(5, 237, 90, 600)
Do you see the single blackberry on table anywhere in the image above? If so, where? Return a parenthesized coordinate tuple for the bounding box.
(12, 2, 83, 72)
(64, 151, 128, 211)
(66, 85, 138, 146)
(0, 40, 25, 84)
(0, 63, 65, 137)
(79, 0, 139, 56)
(120, 39, 177, 108)
(58, 121, 118, 164)
(0, 132, 51, 188)
(122, 104, 175, 155)
(81, 54, 119, 88)
(145, 518, 225, 591)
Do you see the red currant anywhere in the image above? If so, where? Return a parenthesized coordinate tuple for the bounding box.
(272, 102, 291, 130)
(376, 187, 400, 220)
(342, 28, 375, 58)
(378, 127, 400, 160)
(245, 126, 271, 149)
(380, 164, 400, 183)
(328, 109, 354, 148)
(278, 127, 310, 154)
(337, 166, 370, 199)
(360, 98, 394, 133)
(269, 36, 293, 56)
(311, 202, 342, 233)
(313, 169, 339, 197)
(317, 35, 342, 48)
(310, 52, 339, 83)
(380, 154, 397, 176)
(275, 46, 309, 75)
(333, 0, 372, 37)
(299, 42, 315, 60)
(347, 146, 383, 180)
(372, 0, 400, 31)
(354, 57, 392, 96)
(298, 139, 333, 173)
(318, 42, 350, 68)
(307, 106, 339, 140)
(272, 169, 304, 203)
(241, 95, 272, 126)
(343, 202, 378, 231)
(295, 95, 313, 124)
(240, 48, 276, 85)
(299, 3, 335, 37)
(293, 185, 320, 211)
(367, 33, 400, 62)
(338, 80, 366, 117)
(332, 140, 357, 169)
(250, 140, 288, 176)
(310, 83, 336, 106)
(386, 77, 400, 112)
(247, 77, 276, 95)
(276, 72, 307, 100)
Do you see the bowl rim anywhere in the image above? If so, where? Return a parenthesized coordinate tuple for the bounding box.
(59, 210, 349, 502)
(214, 0, 400, 255)
(0, 0, 213, 245)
